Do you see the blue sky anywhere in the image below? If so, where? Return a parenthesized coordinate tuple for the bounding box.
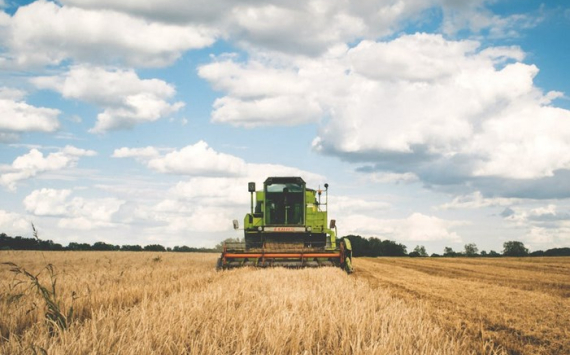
(1, 0, 570, 254)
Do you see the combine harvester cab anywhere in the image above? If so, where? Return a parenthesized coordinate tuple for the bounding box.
(217, 177, 353, 273)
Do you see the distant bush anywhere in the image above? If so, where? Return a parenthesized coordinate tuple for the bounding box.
(143, 244, 166, 252)
(345, 235, 407, 257)
(503, 241, 528, 257)
(121, 245, 143, 251)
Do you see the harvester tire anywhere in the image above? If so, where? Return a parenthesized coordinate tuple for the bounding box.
(216, 258, 223, 271)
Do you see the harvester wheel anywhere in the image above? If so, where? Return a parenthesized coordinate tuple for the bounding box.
(216, 258, 223, 271)
(345, 256, 353, 274)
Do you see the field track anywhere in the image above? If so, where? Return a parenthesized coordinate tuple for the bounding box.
(1, 251, 569, 354)
(355, 257, 570, 355)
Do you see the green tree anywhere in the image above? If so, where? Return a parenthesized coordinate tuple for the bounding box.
(68, 242, 92, 251)
(503, 241, 528, 256)
(443, 246, 456, 257)
(464, 243, 478, 257)
(412, 245, 428, 257)
(92, 241, 116, 251)
(144, 244, 166, 252)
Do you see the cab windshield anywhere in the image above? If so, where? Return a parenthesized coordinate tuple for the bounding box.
(265, 182, 304, 225)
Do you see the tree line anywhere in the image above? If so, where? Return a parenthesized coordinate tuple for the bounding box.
(2, 232, 570, 257)
(416, 241, 570, 257)
(347, 236, 570, 258)
(0, 233, 217, 253)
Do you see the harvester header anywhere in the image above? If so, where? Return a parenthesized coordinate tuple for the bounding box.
(217, 177, 353, 273)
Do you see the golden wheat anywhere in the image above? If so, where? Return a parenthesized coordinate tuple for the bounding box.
(4, 251, 560, 354)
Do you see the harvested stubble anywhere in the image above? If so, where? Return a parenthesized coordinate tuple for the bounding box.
(0, 251, 497, 355)
(356, 257, 570, 355)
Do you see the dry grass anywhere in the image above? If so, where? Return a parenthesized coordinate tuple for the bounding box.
(2, 252, 564, 354)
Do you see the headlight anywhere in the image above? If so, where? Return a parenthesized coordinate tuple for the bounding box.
(306, 226, 312, 232)
(258, 226, 263, 232)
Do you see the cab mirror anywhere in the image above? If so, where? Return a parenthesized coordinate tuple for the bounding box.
(329, 219, 336, 229)
(232, 219, 239, 230)
(248, 182, 256, 192)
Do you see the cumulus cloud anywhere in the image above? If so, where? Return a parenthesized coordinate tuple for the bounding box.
(56, 0, 534, 57)
(147, 166, 324, 233)
(525, 225, 570, 247)
(199, 33, 570, 190)
(109, 141, 328, 233)
(32, 65, 184, 132)
(147, 141, 247, 176)
(23, 188, 72, 216)
(113, 140, 325, 182)
(198, 60, 323, 127)
(505, 204, 570, 224)
(340, 213, 465, 242)
(500, 203, 570, 248)
(0, 146, 96, 190)
(113, 141, 248, 177)
(55, 0, 388, 56)
(0, 0, 538, 71)
(364, 172, 419, 184)
(441, 0, 543, 38)
(438, 191, 522, 210)
(112, 146, 160, 160)
(1, 0, 216, 68)
(0, 209, 29, 234)
(328, 195, 391, 217)
(24, 188, 125, 230)
(0, 87, 60, 136)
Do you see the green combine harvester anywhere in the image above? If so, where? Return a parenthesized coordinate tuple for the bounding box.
(217, 177, 353, 273)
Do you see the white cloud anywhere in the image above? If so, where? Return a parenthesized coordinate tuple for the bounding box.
(146, 202, 237, 233)
(109, 142, 327, 234)
(0, 87, 25, 100)
(441, 1, 542, 38)
(0, 87, 60, 134)
(199, 33, 570, 182)
(2, 0, 216, 68)
(24, 188, 72, 216)
(24, 188, 125, 230)
(113, 141, 326, 182)
(438, 191, 521, 210)
(0, 209, 29, 235)
(340, 213, 465, 242)
(506, 204, 570, 223)
(112, 146, 160, 160)
(328, 195, 391, 217)
(0, 0, 537, 70)
(146, 141, 247, 177)
(57, 0, 528, 57)
(198, 60, 323, 127)
(525, 225, 570, 248)
(32, 65, 184, 132)
(55, 1, 378, 55)
(171, 178, 246, 206)
(0, 146, 96, 190)
(366, 172, 419, 184)
(469, 104, 570, 179)
(246, 164, 324, 187)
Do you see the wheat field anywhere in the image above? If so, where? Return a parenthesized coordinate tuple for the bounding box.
(0, 252, 568, 354)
